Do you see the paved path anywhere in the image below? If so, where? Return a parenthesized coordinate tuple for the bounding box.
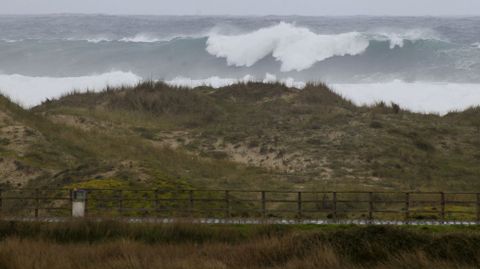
(2, 217, 479, 225)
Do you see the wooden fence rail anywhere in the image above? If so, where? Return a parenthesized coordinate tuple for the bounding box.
(0, 188, 479, 223)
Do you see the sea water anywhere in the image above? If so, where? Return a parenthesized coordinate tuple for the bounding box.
(1, 15, 479, 113)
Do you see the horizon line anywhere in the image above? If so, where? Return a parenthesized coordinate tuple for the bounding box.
(1, 13, 480, 18)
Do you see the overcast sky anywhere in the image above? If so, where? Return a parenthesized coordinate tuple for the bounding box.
(1, 0, 480, 16)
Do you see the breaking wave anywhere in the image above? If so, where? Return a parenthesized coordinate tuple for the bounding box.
(1, 20, 477, 83)
(206, 22, 445, 72)
(206, 22, 369, 72)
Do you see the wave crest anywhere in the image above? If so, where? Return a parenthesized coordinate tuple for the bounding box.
(119, 34, 165, 43)
(206, 22, 447, 72)
(206, 22, 369, 72)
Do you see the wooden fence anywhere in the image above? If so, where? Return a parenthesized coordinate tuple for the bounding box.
(0, 188, 479, 223)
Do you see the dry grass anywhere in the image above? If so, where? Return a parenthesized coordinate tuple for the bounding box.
(0, 221, 478, 268)
(0, 236, 476, 269)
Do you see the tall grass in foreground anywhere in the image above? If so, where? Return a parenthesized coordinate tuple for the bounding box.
(1, 238, 476, 269)
(0, 221, 479, 268)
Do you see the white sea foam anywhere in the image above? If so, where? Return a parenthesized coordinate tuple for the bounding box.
(0, 71, 142, 108)
(119, 34, 165, 43)
(370, 28, 443, 49)
(168, 75, 480, 115)
(205, 23, 447, 72)
(472, 42, 480, 49)
(78, 32, 209, 43)
(1, 70, 478, 115)
(3, 37, 114, 43)
(83, 37, 113, 43)
(166, 74, 306, 89)
(331, 80, 480, 115)
(206, 22, 370, 72)
(0, 39, 22, 43)
(167, 75, 253, 88)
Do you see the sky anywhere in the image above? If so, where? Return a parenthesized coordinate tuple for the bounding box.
(1, 0, 480, 16)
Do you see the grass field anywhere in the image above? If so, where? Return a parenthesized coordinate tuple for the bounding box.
(0, 220, 479, 268)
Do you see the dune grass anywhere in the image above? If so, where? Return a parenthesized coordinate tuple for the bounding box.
(1, 81, 480, 193)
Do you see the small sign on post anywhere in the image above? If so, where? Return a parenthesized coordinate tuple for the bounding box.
(72, 189, 87, 218)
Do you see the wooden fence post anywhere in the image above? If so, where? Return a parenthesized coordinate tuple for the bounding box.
(84, 190, 88, 217)
(476, 193, 480, 223)
(261, 191, 266, 218)
(332, 192, 337, 222)
(405, 192, 410, 223)
(297, 192, 302, 218)
(0, 189, 3, 217)
(189, 190, 194, 216)
(69, 189, 73, 217)
(154, 189, 159, 216)
(225, 190, 230, 218)
(368, 192, 374, 223)
(117, 190, 123, 216)
(34, 188, 39, 218)
(440, 192, 445, 222)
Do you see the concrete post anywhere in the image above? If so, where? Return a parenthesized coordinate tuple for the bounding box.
(72, 189, 87, 218)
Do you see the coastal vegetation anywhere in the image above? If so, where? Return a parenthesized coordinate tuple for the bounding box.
(1, 81, 479, 192)
(1, 81, 480, 268)
(0, 221, 478, 268)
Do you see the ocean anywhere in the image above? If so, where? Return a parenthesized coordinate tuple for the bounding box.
(1, 14, 480, 113)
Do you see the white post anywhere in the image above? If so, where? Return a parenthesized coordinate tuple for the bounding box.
(72, 189, 87, 217)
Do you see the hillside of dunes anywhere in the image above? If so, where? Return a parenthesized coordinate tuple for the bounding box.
(0, 81, 479, 191)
